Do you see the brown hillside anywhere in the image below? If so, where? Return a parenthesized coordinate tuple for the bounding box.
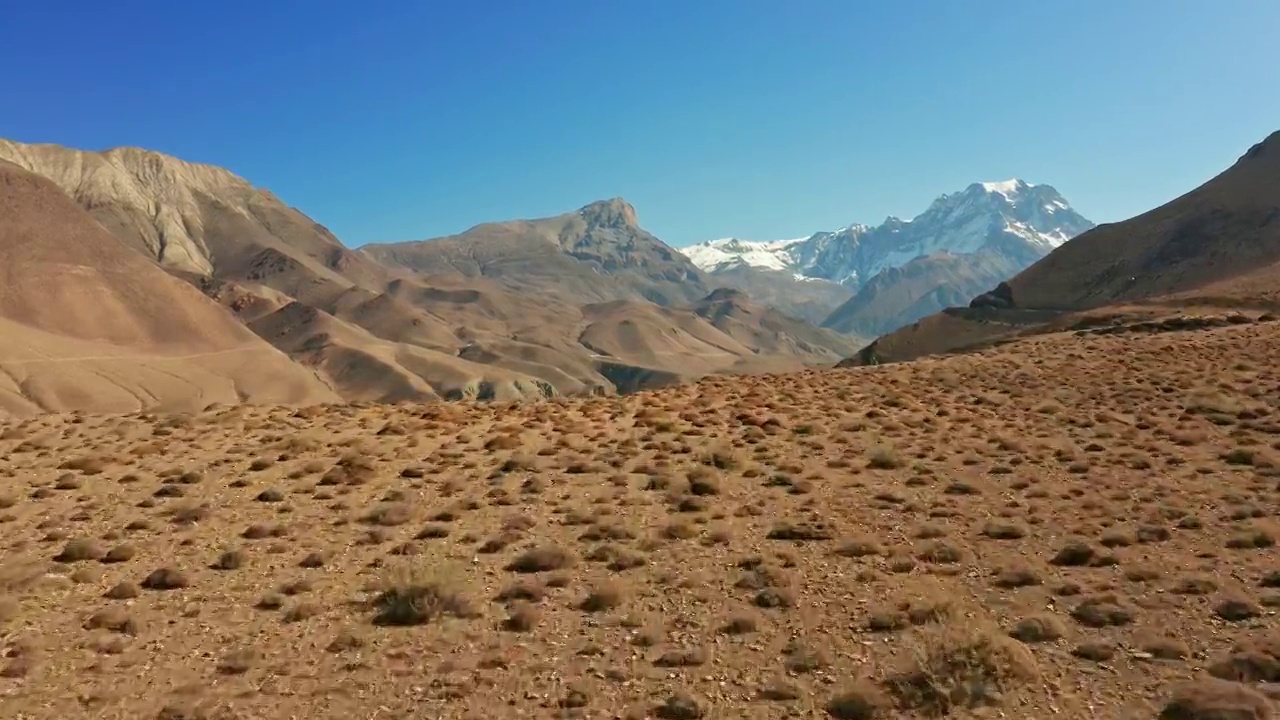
(1006, 130, 1280, 310)
(577, 290, 856, 382)
(361, 198, 711, 306)
(579, 300, 753, 376)
(694, 288, 863, 359)
(0, 138, 865, 401)
(0, 160, 337, 415)
(0, 139, 385, 292)
(695, 264, 856, 325)
(823, 248, 1025, 337)
(247, 301, 553, 403)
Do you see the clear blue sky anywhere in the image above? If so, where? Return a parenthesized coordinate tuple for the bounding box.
(3, 1, 1277, 247)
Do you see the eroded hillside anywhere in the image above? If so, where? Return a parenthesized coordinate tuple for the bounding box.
(0, 140, 860, 412)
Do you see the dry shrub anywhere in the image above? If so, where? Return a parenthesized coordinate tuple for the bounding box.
(1158, 678, 1271, 720)
(720, 613, 758, 635)
(506, 546, 574, 573)
(101, 543, 136, 564)
(361, 502, 414, 527)
(216, 648, 255, 675)
(1008, 614, 1065, 643)
(1185, 389, 1246, 417)
(370, 562, 476, 626)
(656, 691, 705, 720)
(54, 538, 104, 563)
(319, 454, 376, 486)
(141, 567, 190, 591)
(866, 443, 902, 470)
(283, 602, 322, 623)
(686, 467, 721, 496)
(59, 455, 109, 475)
(169, 503, 212, 526)
(827, 679, 890, 719)
(1070, 594, 1137, 628)
(84, 607, 139, 635)
(883, 620, 1038, 714)
(484, 434, 523, 451)
(212, 549, 246, 571)
(579, 583, 625, 613)
(1207, 633, 1280, 682)
(502, 601, 540, 632)
(836, 537, 884, 558)
(700, 445, 740, 470)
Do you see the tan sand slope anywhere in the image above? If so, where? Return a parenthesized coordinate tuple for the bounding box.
(579, 300, 752, 376)
(0, 318, 332, 418)
(693, 288, 863, 360)
(0, 160, 337, 416)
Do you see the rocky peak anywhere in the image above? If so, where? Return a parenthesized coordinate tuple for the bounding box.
(578, 197, 639, 229)
(0, 138, 275, 276)
(700, 287, 751, 304)
(1242, 129, 1280, 162)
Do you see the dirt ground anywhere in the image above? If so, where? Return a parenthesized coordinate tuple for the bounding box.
(2, 317, 1279, 719)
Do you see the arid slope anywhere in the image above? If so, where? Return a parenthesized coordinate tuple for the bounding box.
(362, 198, 711, 307)
(1005, 130, 1280, 311)
(1, 316, 1279, 719)
(0, 139, 855, 403)
(0, 160, 336, 416)
(823, 248, 1025, 338)
(673, 264, 856, 326)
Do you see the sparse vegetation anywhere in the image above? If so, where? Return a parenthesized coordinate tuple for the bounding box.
(866, 442, 903, 469)
(0, 312, 1276, 719)
(370, 562, 475, 626)
(883, 621, 1039, 713)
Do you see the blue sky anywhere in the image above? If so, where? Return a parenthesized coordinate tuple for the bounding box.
(3, 1, 1277, 247)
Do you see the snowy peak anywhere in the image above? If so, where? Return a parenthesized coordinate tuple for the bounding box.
(979, 178, 1030, 200)
(681, 236, 811, 273)
(972, 178, 1071, 215)
(913, 178, 1089, 253)
(681, 178, 1093, 289)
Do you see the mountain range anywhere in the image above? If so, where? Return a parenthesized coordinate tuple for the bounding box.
(682, 179, 1095, 335)
(3, 129, 1277, 417)
(0, 139, 861, 416)
(847, 129, 1280, 366)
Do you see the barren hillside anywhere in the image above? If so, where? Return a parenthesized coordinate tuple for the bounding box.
(362, 198, 711, 307)
(0, 160, 337, 416)
(1005, 130, 1280, 311)
(0, 139, 855, 405)
(823, 248, 1025, 338)
(2, 314, 1279, 719)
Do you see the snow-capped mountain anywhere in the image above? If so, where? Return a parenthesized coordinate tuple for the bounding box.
(684, 237, 803, 274)
(684, 179, 1093, 288)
